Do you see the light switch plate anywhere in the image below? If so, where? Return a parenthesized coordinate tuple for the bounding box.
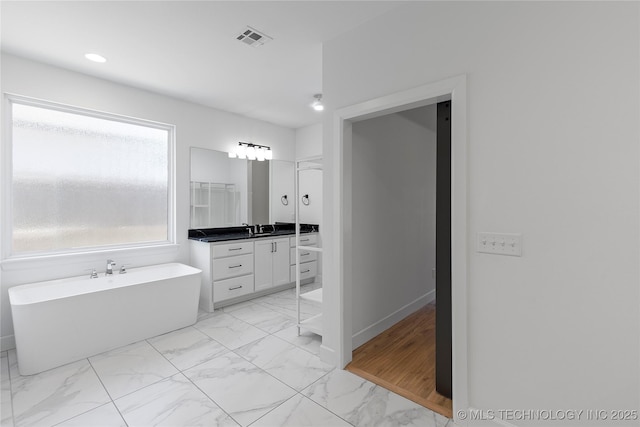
(477, 232, 522, 256)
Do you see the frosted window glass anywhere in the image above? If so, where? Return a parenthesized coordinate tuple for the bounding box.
(11, 102, 170, 254)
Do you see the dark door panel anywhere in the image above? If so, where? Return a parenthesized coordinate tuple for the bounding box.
(435, 100, 452, 399)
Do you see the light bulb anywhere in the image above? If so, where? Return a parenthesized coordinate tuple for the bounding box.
(312, 94, 324, 111)
(246, 145, 256, 160)
(236, 144, 247, 159)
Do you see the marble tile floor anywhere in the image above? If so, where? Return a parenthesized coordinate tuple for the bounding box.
(0, 283, 453, 427)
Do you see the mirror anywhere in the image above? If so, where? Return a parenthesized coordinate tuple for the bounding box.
(190, 148, 295, 228)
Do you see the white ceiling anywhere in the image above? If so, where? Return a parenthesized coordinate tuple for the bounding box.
(1, 1, 400, 129)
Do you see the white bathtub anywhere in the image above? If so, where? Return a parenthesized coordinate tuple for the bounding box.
(9, 262, 201, 375)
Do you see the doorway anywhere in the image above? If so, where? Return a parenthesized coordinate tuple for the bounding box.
(328, 75, 469, 424)
(343, 101, 452, 417)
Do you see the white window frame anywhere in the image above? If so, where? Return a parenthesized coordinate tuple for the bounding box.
(1, 94, 177, 266)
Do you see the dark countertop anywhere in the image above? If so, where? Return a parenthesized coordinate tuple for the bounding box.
(188, 223, 318, 243)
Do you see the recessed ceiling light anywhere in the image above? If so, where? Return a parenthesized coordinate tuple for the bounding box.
(85, 53, 107, 63)
(311, 94, 324, 111)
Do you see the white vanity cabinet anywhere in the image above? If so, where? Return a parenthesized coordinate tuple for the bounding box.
(254, 238, 290, 292)
(189, 232, 318, 312)
(190, 240, 254, 311)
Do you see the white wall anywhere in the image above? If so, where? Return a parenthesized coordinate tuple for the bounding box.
(350, 105, 437, 346)
(0, 53, 295, 349)
(296, 122, 322, 159)
(270, 160, 295, 223)
(322, 1, 639, 424)
(298, 169, 322, 226)
(295, 122, 323, 226)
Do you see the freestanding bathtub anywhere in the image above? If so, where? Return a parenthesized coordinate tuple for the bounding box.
(9, 262, 201, 375)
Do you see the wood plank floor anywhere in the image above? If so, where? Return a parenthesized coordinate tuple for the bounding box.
(345, 302, 453, 418)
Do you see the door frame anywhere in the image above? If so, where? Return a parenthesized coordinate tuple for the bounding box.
(329, 74, 469, 420)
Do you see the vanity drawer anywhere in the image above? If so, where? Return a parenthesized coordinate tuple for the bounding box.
(213, 254, 254, 280)
(290, 260, 317, 282)
(213, 275, 254, 302)
(213, 241, 253, 258)
(290, 247, 317, 265)
(289, 234, 318, 247)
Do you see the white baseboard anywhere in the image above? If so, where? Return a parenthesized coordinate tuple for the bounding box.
(351, 289, 435, 349)
(319, 343, 335, 366)
(1, 335, 16, 352)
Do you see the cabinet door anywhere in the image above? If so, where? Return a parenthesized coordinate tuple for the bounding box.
(254, 239, 274, 292)
(272, 238, 291, 287)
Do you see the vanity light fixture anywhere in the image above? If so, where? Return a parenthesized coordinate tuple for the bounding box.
(85, 53, 107, 63)
(311, 94, 324, 111)
(229, 142, 272, 161)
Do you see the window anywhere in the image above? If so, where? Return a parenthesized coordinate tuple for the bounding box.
(6, 96, 174, 257)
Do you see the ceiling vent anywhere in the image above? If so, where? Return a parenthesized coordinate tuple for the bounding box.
(236, 26, 273, 47)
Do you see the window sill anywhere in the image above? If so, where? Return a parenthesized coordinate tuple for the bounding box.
(0, 243, 181, 272)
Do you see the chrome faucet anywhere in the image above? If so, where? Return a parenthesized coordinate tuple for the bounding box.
(242, 223, 254, 236)
(106, 259, 116, 275)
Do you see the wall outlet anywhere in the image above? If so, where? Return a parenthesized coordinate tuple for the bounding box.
(477, 232, 522, 257)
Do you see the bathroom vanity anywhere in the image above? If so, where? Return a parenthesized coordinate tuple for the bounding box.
(189, 224, 318, 311)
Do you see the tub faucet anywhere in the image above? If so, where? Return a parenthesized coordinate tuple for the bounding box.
(106, 259, 116, 275)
